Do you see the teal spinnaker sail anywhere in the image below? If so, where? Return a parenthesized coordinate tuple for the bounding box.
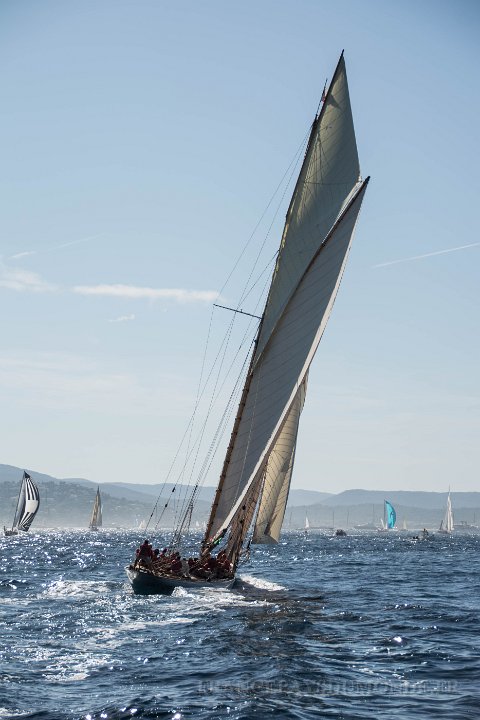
(385, 500, 396, 530)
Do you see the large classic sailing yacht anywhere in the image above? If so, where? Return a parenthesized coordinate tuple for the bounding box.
(127, 52, 369, 594)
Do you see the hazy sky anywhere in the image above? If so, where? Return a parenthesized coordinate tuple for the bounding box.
(1, 0, 479, 493)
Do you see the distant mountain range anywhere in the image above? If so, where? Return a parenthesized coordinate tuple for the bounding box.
(1, 463, 479, 531)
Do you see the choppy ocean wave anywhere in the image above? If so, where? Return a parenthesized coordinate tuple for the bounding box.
(0, 530, 479, 719)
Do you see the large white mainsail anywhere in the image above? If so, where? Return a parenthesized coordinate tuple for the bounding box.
(204, 53, 368, 558)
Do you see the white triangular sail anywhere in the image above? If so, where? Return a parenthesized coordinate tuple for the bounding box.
(252, 379, 307, 544)
(199, 54, 368, 565)
(12, 471, 40, 532)
(255, 54, 360, 361)
(89, 487, 102, 530)
(443, 491, 453, 533)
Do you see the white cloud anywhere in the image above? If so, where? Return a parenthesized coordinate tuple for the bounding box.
(1, 257, 218, 304)
(0, 261, 57, 292)
(108, 314, 136, 323)
(73, 283, 219, 303)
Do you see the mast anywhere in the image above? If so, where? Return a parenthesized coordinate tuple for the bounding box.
(203, 325, 263, 545)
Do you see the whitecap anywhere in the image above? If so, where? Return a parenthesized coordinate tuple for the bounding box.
(236, 574, 286, 591)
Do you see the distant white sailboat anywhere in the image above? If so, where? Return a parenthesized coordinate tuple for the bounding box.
(4, 471, 40, 536)
(89, 487, 102, 531)
(438, 490, 453, 534)
(304, 514, 310, 535)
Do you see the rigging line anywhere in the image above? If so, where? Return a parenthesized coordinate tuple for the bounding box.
(153, 311, 239, 529)
(167, 310, 251, 527)
(236, 250, 278, 308)
(175, 335, 254, 538)
(218, 128, 311, 299)
(172, 346, 251, 545)
(173, 328, 255, 536)
(186, 316, 237, 485)
(234, 139, 306, 312)
(171, 314, 238, 532)
(213, 304, 262, 320)
(195, 344, 251, 487)
(178, 304, 215, 487)
(179, 305, 258, 498)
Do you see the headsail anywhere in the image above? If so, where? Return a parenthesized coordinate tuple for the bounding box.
(203, 54, 368, 559)
(89, 487, 102, 530)
(12, 471, 40, 532)
(252, 378, 307, 544)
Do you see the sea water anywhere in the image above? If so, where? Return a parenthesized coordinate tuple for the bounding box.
(0, 530, 479, 719)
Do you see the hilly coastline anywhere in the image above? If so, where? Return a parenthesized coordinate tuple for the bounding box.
(1, 464, 479, 531)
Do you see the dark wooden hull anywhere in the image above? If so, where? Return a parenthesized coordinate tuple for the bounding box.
(125, 566, 235, 595)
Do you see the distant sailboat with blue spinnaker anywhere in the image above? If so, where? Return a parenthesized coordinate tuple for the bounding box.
(379, 500, 396, 531)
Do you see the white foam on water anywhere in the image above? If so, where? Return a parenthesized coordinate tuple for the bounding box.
(237, 574, 286, 591)
(41, 579, 114, 599)
(44, 652, 111, 683)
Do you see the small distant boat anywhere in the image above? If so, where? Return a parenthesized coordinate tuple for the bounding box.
(378, 500, 396, 531)
(411, 528, 434, 542)
(400, 518, 407, 531)
(304, 514, 310, 536)
(354, 522, 377, 531)
(89, 487, 102, 531)
(335, 528, 347, 537)
(438, 490, 453, 534)
(454, 520, 479, 532)
(4, 471, 40, 536)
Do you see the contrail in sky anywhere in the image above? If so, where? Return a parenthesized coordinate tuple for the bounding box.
(373, 242, 480, 269)
(10, 234, 102, 260)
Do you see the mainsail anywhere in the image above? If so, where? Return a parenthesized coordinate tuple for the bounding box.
(203, 53, 369, 562)
(89, 487, 102, 530)
(384, 500, 396, 530)
(11, 471, 40, 533)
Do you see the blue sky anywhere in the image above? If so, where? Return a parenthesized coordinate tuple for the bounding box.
(1, 0, 479, 493)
